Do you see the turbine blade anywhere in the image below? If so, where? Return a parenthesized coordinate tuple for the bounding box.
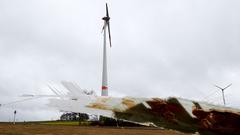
(223, 83, 232, 90)
(101, 24, 105, 33)
(101, 21, 108, 33)
(106, 3, 109, 17)
(107, 22, 112, 47)
(214, 85, 223, 90)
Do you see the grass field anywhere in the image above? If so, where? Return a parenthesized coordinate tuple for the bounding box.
(0, 122, 192, 135)
(41, 121, 82, 125)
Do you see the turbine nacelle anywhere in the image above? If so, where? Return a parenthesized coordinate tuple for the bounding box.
(102, 16, 110, 21)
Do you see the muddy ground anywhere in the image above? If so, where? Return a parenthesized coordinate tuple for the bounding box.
(0, 123, 192, 135)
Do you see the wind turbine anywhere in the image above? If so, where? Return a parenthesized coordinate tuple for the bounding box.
(13, 110, 17, 124)
(101, 3, 112, 96)
(214, 83, 232, 105)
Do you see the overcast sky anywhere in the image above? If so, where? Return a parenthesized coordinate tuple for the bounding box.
(0, 0, 240, 121)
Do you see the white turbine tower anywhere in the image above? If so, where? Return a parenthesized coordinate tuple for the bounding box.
(101, 3, 112, 96)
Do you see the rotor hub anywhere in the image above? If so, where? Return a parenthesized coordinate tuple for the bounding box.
(102, 16, 110, 21)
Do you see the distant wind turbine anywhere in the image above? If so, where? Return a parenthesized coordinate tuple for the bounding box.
(214, 83, 232, 106)
(101, 3, 112, 96)
(13, 110, 17, 124)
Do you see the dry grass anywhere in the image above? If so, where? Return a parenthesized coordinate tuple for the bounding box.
(0, 123, 192, 135)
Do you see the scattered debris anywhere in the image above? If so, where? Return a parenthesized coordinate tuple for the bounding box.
(193, 108, 240, 135)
